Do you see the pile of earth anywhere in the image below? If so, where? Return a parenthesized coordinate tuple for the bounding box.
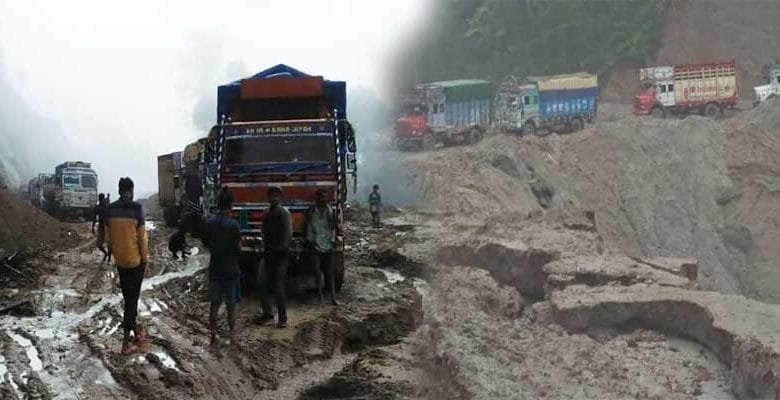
(407, 100, 780, 303)
(0, 189, 79, 253)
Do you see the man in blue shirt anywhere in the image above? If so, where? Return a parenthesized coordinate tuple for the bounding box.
(203, 188, 241, 347)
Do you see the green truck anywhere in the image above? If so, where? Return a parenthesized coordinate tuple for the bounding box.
(394, 80, 493, 150)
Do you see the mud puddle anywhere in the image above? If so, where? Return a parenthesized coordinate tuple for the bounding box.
(0, 248, 207, 400)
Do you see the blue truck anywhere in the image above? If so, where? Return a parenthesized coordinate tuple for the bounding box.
(496, 72, 597, 136)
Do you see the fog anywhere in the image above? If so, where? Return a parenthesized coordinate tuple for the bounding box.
(0, 0, 426, 198)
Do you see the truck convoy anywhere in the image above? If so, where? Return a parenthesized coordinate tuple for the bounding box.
(495, 72, 598, 135)
(753, 63, 780, 106)
(633, 61, 738, 118)
(394, 80, 492, 150)
(158, 64, 357, 290)
(28, 161, 98, 219)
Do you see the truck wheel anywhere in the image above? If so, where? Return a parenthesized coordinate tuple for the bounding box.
(421, 133, 435, 151)
(571, 118, 584, 132)
(704, 103, 722, 118)
(468, 128, 482, 144)
(650, 107, 665, 119)
(163, 207, 179, 227)
(522, 122, 537, 136)
(333, 252, 345, 292)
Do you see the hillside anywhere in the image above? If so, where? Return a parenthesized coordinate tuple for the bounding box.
(393, 0, 780, 103)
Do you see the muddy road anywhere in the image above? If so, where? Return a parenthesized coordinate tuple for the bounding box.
(0, 215, 426, 400)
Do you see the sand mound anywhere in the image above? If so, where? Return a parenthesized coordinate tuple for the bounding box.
(0, 189, 78, 252)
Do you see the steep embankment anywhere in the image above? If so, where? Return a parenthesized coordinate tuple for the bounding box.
(408, 101, 780, 303)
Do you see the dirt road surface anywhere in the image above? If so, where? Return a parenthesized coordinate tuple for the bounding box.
(6, 100, 780, 399)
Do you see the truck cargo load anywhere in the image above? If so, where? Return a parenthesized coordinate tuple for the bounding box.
(496, 72, 598, 136)
(633, 60, 738, 118)
(394, 79, 493, 150)
(157, 151, 183, 226)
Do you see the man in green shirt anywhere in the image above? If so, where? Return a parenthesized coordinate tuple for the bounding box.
(306, 189, 338, 305)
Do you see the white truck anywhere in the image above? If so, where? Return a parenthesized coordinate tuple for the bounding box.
(51, 161, 99, 219)
(753, 64, 780, 106)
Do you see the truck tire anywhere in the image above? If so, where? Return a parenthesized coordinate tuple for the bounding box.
(704, 103, 722, 119)
(468, 128, 482, 144)
(421, 133, 435, 151)
(570, 118, 584, 132)
(522, 121, 537, 136)
(650, 107, 665, 119)
(162, 207, 179, 227)
(333, 252, 345, 292)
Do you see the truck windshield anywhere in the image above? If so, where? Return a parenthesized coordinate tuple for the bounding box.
(223, 135, 335, 166)
(81, 175, 97, 188)
(402, 104, 426, 115)
(63, 175, 80, 185)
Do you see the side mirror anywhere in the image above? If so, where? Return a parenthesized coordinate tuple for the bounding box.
(346, 154, 357, 171)
(346, 124, 357, 153)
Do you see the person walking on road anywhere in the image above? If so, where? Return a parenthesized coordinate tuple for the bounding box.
(202, 188, 241, 348)
(257, 186, 292, 328)
(306, 189, 339, 306)
(105, 177, 149, 355)
(92, 193, 112, 263)
(369, 184, 382, 229)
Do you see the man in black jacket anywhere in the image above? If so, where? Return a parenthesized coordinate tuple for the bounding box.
(257, 186, 292, 328)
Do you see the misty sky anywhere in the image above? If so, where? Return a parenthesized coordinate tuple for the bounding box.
(0, 0, 425, 196)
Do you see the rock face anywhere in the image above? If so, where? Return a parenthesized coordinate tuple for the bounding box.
(551, 283, 780, 398)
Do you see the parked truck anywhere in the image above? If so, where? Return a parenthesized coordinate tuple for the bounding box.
(496, 72, 598, 135)
(202, 64, 357, 290)
(43, 161, 99, 219)
(753, 63, 780, 106)
(633, 61, 738, 118)
(394, 80, 492, 150)
(27, 173, 54, 209)
(157, 151, 183, 226)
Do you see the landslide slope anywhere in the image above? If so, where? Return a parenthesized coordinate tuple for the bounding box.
(407, 102, 780, 302)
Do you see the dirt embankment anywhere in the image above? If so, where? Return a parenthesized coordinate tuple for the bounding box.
(602, 0, 780, 102)
(398, 100, 780, 398)
(0, 189, 79, 253)
(409, 100, 780, 303)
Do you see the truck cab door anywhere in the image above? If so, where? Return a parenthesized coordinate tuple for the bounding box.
(657, 81, 675, 107)
(431, 102, 446, 129)
(773, 72, 780, 95)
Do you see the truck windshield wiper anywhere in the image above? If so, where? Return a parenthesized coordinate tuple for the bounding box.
(286, 162, 329, 176)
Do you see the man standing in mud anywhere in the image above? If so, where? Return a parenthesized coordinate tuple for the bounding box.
(306, 189, 339, 305)
(203, 188, 241, 347)
(257, 186, 292, 328)
(369, 184, 382, 229)
(92, 193, 111, 263)
(105, 177, 149, 355)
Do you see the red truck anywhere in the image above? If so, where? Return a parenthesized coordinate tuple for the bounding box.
(633, 61, 738, 118)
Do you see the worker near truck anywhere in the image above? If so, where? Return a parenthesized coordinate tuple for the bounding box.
(369, 184, 382, 228)
(202, 188, 241, 348)
(256, 186, 292, 328)
(92, 193, 112, 263)
(306, 189, 339, 306)
(105, 177, 149, 355)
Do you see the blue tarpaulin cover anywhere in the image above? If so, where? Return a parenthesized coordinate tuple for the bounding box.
(217, 64, 347, 120)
